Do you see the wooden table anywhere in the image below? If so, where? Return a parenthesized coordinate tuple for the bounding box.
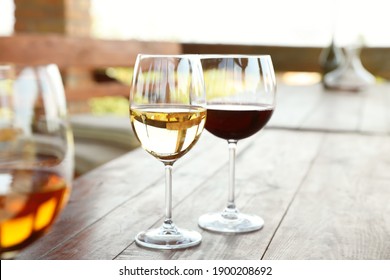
(18, 83, 390, 260)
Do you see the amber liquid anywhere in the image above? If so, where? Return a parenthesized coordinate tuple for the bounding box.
(0, 169, 70, 258)
(205, 104, 274, 140)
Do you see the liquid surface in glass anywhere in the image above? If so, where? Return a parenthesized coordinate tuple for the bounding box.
(205, 104, 274, 140)
(0, 168, 70, 257)
(130, 104, 206, 162)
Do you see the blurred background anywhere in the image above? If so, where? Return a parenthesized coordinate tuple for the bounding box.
(1, 0, 389, 46)
(1, 0, 389, 174)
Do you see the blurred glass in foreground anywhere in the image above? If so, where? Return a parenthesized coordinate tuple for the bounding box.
(0, 64, 74, 259)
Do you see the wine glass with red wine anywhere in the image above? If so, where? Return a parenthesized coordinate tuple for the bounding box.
(198, 55, 276, 233)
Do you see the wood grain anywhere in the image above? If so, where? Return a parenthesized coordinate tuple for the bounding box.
(0, 34, 182, 68)
(268, 83, 323, 129)
(262, 133, 390, 259)
(359, 83, 390, 134)
(17, 133, 231, 259)
(116, 130, 323, 260)
(183, 43, 390, 79)
(17, 130, 323, 260)
(15, 83, 390, 260)
(65, 82, 130, 101)
(2, 35, 390, 78)
(268, 83, 390, 134)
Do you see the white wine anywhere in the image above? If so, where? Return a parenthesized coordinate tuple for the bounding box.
(130, 105, 206, 162)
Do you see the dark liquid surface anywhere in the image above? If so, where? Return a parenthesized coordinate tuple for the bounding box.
(205, 104, 274, 140)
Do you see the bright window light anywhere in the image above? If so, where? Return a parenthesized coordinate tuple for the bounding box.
(91, 0, 390, 47)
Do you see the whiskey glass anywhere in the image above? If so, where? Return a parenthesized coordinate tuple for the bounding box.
(0, 64, 74, 259)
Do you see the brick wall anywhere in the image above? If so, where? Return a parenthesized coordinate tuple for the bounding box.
(64, 0, 91, 36)
(14, 0, 93, 112)
(14, 0, 91, 36)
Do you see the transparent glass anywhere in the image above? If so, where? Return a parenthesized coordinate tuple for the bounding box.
(129, 55, 206, 249)
(324, 46, 376, 91)
(198, 55, 276, 233)
(0, 64, 74, 259)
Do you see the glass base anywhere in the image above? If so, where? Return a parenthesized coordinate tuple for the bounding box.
(135, 226, 202, 250)
(198, 212, 264, 233)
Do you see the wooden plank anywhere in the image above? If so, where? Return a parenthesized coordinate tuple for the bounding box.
(65, 82, 130, 101)
(1, 35, 389, 78)
(183, 43, 390, 79)
(116, 130, 323, 260)
(262, 133, 390, 259)
(183, 43, 323, 73)
(16, 147, 160, 259)
(269, 83, 390, 135)
(16, 129, 323, 260)
(0, 34, 182, 68)
(361, 47, 390, 79)
(359, 83, 390, 134)
(268, 83, 323, 129)
(299, 89, 364, 132)
(16, 132, 234, 259)
(295, 83, 390, 134)
(15, 83, 390, 260)
(36, 132, 255, 259)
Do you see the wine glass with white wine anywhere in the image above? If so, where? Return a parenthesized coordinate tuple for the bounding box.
(129, 55, 206, 249)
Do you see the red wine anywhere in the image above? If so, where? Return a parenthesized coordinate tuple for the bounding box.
(205, 104, 274, 140)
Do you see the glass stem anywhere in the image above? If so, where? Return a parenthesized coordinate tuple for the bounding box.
(223, 140, 239, 219)
(163, 163, 176, 232)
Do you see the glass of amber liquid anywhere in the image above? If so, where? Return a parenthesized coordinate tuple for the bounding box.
(0, 64, 74, 259)
(129, 55, 206, 249)
(198, 55, 276, 233)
